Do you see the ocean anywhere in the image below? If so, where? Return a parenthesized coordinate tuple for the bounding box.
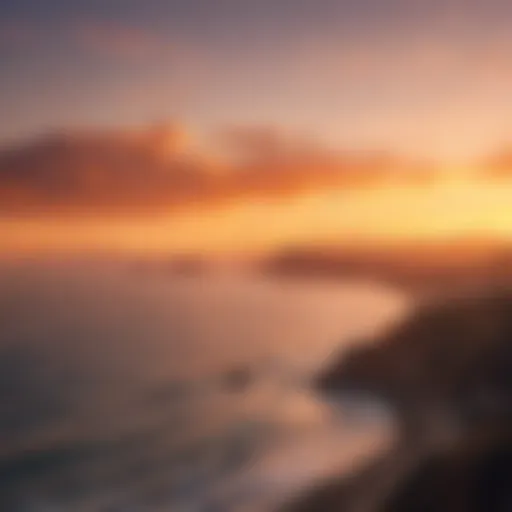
(0, 260, 408, 511)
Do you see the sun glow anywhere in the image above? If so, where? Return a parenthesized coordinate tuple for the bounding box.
(3, 171, 512, 256)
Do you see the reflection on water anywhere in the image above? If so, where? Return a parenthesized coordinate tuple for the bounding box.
(0, 261, 408, 511)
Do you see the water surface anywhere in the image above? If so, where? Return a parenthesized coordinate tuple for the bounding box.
(0, 261, 408, 511)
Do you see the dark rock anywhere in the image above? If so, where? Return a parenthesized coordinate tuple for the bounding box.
(384, 428, 512, 512)
(316, 290, 512, 438)
(280, 290, 512, 512)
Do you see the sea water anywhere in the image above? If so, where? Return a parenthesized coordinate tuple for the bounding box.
(0, 261, 408, 511)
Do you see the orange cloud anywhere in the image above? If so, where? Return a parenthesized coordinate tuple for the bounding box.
(0, 124, 210, 215)
(221, 126, 436, 195)
(478, 146, 512, 179)
(0, 123, 439, 217)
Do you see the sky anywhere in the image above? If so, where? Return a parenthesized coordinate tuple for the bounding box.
(3, 0, 512, 161)
(3, 0, 512, 255)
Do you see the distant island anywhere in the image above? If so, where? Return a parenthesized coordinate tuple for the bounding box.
(259, 240, 512, 295)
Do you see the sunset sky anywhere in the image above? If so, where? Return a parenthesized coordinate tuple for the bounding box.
(4, 0, 512, 159)
(3, 0, 512, 255)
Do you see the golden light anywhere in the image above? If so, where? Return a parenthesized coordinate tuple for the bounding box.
(4, 169, 512, 257)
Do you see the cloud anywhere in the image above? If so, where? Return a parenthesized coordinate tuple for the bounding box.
(478, 146, 512, 179)
(0, 123, 212, 215)
(0, 123, 437, 217)
(220, 126, 435, 195)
